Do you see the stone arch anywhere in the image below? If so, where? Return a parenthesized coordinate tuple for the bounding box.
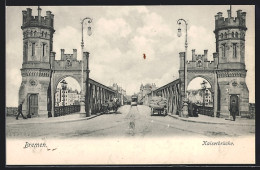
(54, 74, 82, 93)
(53, 75, 82, 107)
(187, 75, 214, 93)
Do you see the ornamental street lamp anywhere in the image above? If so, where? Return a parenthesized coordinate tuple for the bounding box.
(80, 17, 92, 117)
(201, 80, 207, 116)
(177, 18, 189, 118)
(61, 79, 67, 115)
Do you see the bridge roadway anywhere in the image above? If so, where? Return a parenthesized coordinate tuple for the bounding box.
(6, 105, 254, 138)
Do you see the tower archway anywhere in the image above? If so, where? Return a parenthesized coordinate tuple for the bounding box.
(187, 77, 213, 108)
(54, 77, 81, 107)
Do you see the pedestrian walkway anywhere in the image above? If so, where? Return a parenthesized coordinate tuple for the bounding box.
(168, 114, 255, 126)
(6, 112, 102, 125)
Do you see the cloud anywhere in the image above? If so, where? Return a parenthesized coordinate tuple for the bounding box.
(188, 25, 215, 60)
(53, 26, 81, 60)
(96, 17, 131, 38)
(6, 37, 23, 106)
(106, 6, 149, 17)
(137, 12, 173, 38)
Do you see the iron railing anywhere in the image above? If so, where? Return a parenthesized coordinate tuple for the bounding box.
(54, 105, 80, 117)
(6, 107, 18, 116)
(197, 105, 214, 117)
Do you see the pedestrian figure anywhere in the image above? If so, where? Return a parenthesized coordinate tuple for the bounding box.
(188, 101, 193, 117)
(192, 104, 199, 117)
(102, 100, 109, 114)
(230, 100, 238, 121)
(16, 101, 27, 120)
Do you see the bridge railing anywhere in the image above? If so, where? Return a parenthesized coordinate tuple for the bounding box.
(6, 107, 18, 116)
(54, 105, 80, 117)
(197, 105, 214, 117)
(88, 79, 118, 115)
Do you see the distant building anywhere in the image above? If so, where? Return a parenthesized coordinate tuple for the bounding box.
(109, 83, 127, 105)
(138, 83, 157, 102)
(55, 88, 81, 106)
(187, 88, 213, 107)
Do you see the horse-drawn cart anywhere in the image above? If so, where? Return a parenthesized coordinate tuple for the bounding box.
(150, 106, 167, 116)
(101, 98, 120, 114)
(149, 96, 167, 116)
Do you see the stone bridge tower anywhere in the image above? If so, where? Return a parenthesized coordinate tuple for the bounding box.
(19, 7, 55, 117)
(214, 8, 249, 117)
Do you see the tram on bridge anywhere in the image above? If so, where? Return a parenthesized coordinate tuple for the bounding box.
(131, 95, 138, 106)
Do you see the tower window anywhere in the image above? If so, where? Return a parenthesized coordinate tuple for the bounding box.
(222, 44, 226, 58)
(24, 42, 28, 58)
(224, 32, 227, 39)
(32, 43, 35, 56)
(232, 32, 234, 38)
(42, 43, 46, 56)
(235, 32, 238, 38)
(197, 60, 202, 67)
(233, 43, 237, 58)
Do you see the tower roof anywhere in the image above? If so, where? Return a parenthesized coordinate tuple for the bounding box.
(21, 7, 55, 32)
(214, 8, 247, 33)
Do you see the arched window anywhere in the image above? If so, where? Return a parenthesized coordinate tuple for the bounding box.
(34, 31, 37, 36)
(224, 32, 227, 39)
(235, 32, 238, 38)
(197, 60, 202, 67)
(45, 32, 47, 38)
(42, 31, 44, 37)
(232, 32, 234, 38)
(233, 43, 237, 58)
(42, 43, 46, 56)
(24, 42, 28, 59)
(241, 32, 245, 38)
(32, 42, 35, 56)
(222, 43, 226, 58)
(220, 33, 223, 39)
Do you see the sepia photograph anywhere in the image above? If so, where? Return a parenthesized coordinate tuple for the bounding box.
(5, 4, 255, 165)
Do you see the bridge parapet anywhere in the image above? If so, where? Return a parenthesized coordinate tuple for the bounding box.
(144, 79, 182, 116)
(87, 78, 118, 115)
(180, 49, 217, 70)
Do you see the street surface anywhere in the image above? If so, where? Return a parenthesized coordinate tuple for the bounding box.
(6, 105, 255, 139)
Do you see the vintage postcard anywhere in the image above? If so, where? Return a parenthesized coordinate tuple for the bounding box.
(6, 5, 255, 165)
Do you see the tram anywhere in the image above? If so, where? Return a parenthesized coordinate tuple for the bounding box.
(131, 95, 138, 106)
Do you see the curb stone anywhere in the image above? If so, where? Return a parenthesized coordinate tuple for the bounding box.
(6, 113, 103, 125)
(168, 114, 255, 126)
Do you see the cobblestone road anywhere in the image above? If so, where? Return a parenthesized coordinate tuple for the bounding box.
(6, 105, 255, 139)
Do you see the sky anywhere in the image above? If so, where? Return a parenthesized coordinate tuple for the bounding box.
(6, 5, 255, 106)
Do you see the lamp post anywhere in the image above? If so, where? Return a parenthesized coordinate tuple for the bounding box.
(201, 80, 207, 116)
(177, 18, 189, 118)
(61, 79, 67, 115)
(80, 17, 92, 117)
